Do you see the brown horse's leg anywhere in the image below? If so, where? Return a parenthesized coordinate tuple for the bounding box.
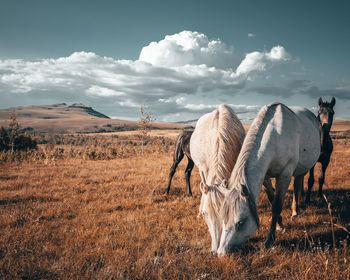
(184, 157, 194, 196)
(265, 175, 290, 248)
(305, 166, 315, 204)
(318, 156, 330, 198)
(165, 149, 184, 194)
(292, 175, 304, 219)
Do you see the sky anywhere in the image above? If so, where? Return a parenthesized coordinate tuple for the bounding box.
(0, 0, 349, 122)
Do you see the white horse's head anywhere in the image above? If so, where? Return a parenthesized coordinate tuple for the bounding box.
(199, 173, 228, 253)
(217, 185, 259, 256)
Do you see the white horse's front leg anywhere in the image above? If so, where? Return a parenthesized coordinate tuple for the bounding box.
(265, 174, 291, 248)
(263, 177, 285, 231)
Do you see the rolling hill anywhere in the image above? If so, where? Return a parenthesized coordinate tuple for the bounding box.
(0, 103, 184, 133)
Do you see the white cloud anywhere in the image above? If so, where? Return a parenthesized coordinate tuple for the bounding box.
(248, 33, 256, 38)
(86, 85, 124, 97)
(118, 99, 139, 108)
(266, 45, 290, 61)
(183, 103, 259, 113)
(158, 97, 259, 113)
(0, 31, 291, 120)
(236, 46, 290, 76)
(139, 30, 235, 68)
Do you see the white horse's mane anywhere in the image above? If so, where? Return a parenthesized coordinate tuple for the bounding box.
(196, 104, 245, 221)
(209, 104, 245, 184)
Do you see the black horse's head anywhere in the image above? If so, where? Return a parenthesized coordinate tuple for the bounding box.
(318, 97, 336, 132)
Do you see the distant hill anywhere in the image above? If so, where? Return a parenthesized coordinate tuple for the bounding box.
(0, 103, 184, 133)
(176, 119, 197, 126)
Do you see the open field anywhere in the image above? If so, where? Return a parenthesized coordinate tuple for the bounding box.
(0, 132, 350, 279)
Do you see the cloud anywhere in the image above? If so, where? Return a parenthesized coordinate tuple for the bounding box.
(301, 86, 350, 100)
(183, 103, 259, 114)
(248, 33, 256, 38)
(139, 30, 235, 68)
(250, 85, 294, 97)
(0, 31, 291, 120)
(236, 46, 290, 76)
(250, 79, 350, 104)
(284, 79, 311, 89)
(158, 96, 259, 114)
(86, 85, 124, 97)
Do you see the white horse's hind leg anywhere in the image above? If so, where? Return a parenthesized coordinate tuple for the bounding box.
(291, 175, 304, 219)
(305, 166, 315, 204)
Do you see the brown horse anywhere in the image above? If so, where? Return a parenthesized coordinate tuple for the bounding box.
(305, 97, 336, 203)
(165, 129, 194, 196)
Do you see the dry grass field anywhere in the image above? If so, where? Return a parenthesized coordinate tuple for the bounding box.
(0, 131, 350, 279)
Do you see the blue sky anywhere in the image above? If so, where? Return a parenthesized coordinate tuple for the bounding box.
(0, 0, 349, 121)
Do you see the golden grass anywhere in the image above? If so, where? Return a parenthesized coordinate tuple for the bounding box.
(0, 135, 349, 279)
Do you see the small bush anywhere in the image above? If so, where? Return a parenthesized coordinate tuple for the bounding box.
(0, 112, 37, 152)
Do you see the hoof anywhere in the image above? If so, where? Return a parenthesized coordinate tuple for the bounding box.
(210, 250, 218, 256)
(276, 223, 285, 233)
(291, 213, 298, 221)
(317, 198, 326, 208)
(265, 239, 274, 249)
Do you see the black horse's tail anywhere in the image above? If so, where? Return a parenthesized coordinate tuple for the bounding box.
(173, 130, 193, 161)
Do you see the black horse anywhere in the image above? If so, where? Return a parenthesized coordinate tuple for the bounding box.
(305, 97, 336, 203)
(165, 129, 194, 196)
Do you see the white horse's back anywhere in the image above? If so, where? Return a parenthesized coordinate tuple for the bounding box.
(252, 104, 320, 178)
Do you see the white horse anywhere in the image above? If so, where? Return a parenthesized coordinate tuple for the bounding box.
(190, 104, 245, 252)
(216, 103, 321, 255)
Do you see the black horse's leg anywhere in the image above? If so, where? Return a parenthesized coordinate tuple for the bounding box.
(305, 166, 315, 204)
(184, 157, 194, 196)
(165, 150, 184, 194)
(318, 156, 330, 198)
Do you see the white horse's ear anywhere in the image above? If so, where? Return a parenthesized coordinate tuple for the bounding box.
(200, 182, 209, 194)
(318, 97, 323, 106)
(330, 97, 336, 108)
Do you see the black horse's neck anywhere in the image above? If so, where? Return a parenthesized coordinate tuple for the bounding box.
(322, 131, 333, 152)
(317, 114, 333, 154)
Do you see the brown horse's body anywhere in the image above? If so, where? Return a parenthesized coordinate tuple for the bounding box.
(165, 129, 194, 196)
(305, 97, 335, 203)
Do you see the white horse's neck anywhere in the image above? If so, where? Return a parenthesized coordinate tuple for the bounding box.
(229, 105, 276, 202)
(244, 145, 272, 200)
